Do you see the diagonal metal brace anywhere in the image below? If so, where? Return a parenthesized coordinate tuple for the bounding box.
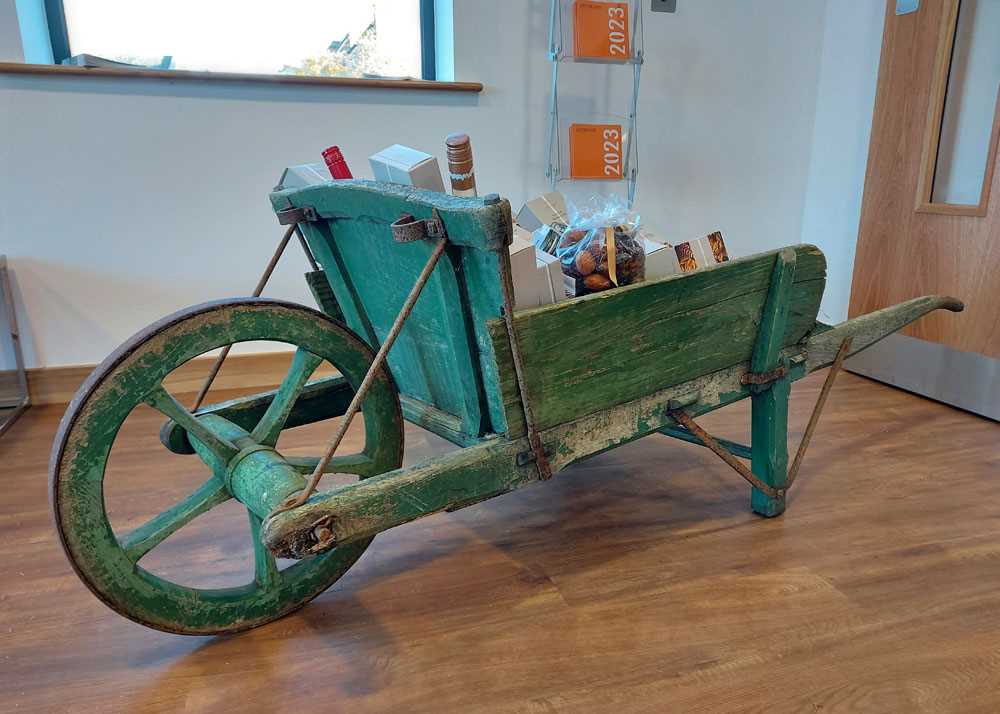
(786, 336, 852, 488)
(668, 336, 853, 501)
(667, 409, 782, 500)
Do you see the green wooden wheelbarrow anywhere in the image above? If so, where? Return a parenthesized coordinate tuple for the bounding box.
(50, 181, 963, 635)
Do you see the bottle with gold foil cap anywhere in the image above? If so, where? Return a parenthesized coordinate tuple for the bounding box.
(446, 133, 477, 197)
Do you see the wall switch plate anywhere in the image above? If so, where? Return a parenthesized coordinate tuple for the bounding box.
(651, 0, 677, 12)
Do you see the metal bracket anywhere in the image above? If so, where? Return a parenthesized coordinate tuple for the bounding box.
(276, 206, 319, 225)
(391, 210, 447, 243)
(740, 364, 788, 387)
(667, 390, 700, 410)
(516, 446, 554, 467)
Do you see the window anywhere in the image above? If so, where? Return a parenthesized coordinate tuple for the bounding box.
(43, 0, 438, 80)
(919, 0, 1000, 214)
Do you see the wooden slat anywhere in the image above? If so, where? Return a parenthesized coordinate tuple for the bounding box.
(750, 248, 797, 376)
(488, 245, 826, 436)
(0, 61, 484, 92)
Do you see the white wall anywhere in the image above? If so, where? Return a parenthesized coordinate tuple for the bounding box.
(1, 0, 24, 61)
(0, 0, 883, 368)
(801, 1, 886, 323)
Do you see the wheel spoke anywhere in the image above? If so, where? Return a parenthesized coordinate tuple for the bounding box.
(145, 385, 239, 463)
(119, 478, 230, 563)
(248, 511, 281, 588)
(251, 348, 324, 447)
(286, 453, 377, 479)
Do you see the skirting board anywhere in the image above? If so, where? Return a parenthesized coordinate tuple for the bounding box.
(846, 333, 998, 421)
(28, 352, 337, 406)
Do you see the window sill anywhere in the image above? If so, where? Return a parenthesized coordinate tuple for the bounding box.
(0, 62, 483, 93)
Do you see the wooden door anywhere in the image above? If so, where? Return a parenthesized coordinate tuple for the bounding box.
(848, 0, 1000, 417)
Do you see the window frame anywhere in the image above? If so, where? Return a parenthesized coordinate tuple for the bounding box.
(916, 0, 1000, 217)
(43, 0, 438, 81)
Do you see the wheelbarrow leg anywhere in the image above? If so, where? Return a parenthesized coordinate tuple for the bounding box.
(750, 377, 790, 517)
(747, 248, 797, 517)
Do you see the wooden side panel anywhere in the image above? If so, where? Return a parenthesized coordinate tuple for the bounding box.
(488, 246, 826, 436)
(301, 218, 484, 436)
(271, 181, 512, 438)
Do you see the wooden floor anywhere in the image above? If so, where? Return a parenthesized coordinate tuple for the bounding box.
(1, 373, 998, 713)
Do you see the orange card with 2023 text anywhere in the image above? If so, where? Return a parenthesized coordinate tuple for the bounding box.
(573, 1, 630, 60)
(569, 123, 624, 180)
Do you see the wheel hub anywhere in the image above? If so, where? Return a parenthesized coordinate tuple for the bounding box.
(188, 414, 306, 521)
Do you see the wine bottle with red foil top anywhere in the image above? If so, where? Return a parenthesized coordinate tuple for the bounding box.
(322, 145, 353, 180)
(446, 133, 477, 197)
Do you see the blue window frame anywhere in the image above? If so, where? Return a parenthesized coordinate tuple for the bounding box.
(41, 0, 438, 81)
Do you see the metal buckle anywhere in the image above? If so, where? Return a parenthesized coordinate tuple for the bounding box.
(276, 206, 319, 225)
(391, 210, 447, 243)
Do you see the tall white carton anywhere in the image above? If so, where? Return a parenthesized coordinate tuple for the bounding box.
(536, 251, 568, 304)
(509, 230, 542, 309)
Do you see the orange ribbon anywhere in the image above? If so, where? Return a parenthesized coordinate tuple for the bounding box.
(605, 226, 618, 286)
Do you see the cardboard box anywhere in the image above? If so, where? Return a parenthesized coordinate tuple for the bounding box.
(276, 162, 331, 190)
(563, 273, 577, 298)
(368, 144, 445, 193)
(536, 250, 569, 305)
(643, 238, 682, 280)
(510, 225, 570, 309)
(515, 192, 568, 233)
(509, 232, 541, 309)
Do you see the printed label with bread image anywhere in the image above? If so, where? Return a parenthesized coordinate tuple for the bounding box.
(675, 232, 730, 273)
(707, 231, 729, 263)
(675, 242, 699, 273)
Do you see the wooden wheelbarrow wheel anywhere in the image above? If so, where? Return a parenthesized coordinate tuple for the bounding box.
(50, 298, 404, 635)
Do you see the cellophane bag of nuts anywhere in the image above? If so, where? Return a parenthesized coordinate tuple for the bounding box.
(551, 196, 645, 295)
